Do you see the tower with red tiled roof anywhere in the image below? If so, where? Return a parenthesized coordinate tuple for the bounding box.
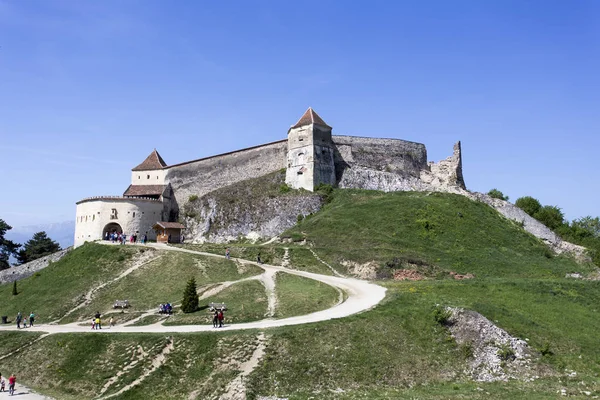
(285, 108, 336, 191)
(129, 149, 168, 193)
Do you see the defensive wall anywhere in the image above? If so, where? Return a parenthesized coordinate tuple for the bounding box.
(164, 140, 288, 215)
(74, 197, 164, 247)
(0, 247, 71, 285)
(164, 135, 430, 217)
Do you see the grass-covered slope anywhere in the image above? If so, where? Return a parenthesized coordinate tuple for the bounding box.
(0, 243, 138, 321)
(284, 190, 592, 278)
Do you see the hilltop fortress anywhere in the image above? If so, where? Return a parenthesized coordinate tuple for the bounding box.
(74, 108, 466, 247)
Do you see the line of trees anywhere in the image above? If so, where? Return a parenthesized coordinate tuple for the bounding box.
(488, 190, 600, 265)
(0, 219, 61, 271)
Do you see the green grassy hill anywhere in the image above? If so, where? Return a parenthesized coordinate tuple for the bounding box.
(1, 189, 599, 399)
(283, 190, 593, 279)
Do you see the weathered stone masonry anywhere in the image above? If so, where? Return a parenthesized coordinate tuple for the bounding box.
(74, 107, 464, 247)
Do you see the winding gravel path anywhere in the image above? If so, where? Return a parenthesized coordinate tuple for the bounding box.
(0, 243, 386, 335)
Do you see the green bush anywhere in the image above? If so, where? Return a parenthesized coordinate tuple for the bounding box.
(12, 280, 17, 296)
(515, 196, 542, 217)
(539, 342, 554, 357)
(297, 214, 304, 223)
(315, 183, 334, 204)
(432, 305, 452, 325)
(488, 189, 509, 201)
(279, 184, 291, 194)
(497, 344, 516, 361)
(534, 205, 565, 230)
(181, 277, 199, 313)
(188, 195, 199, 202)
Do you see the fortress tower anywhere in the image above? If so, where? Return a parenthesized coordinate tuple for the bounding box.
(285, 108, 336, 191)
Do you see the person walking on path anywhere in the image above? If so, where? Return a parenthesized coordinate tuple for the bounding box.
(109, 317, 114, 328)
(217, 310, 224, 328)
(0, 374, 5, 392)
(15, 312, 22, 329)
(225, 248, 230, 260)
(212, 310, 219, 328)
(8, 374, 16, 396)
(29, 312, 35, 327)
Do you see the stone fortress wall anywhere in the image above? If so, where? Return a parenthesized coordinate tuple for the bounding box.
(164, 140, 288, 215)
(74, 108, 465, 248)
(74, 197, 164, 247)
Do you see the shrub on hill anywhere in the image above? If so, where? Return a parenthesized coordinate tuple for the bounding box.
(534, 205, 565, 231)
(515, 196, 542, 217)
(487, 188, 509, 201)
(181, 277, 199, 313)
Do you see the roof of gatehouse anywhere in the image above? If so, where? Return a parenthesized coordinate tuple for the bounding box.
(290, 107, 331, 129)
(132, 149, 167, 171)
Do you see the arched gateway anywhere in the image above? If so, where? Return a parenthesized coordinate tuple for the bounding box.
(103, 223, 123, 239)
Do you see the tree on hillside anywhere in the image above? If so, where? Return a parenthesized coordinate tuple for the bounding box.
(16, 231, 61, 265)
(0, 219, 21, 271)
(515, 196, 542, 217)
(181, 277, 199, 313)
(487, 189, 509, 201)
(534, 206, 565, 231)
(571, 216, 600, 238)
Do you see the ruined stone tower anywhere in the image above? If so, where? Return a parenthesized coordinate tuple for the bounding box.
(285, 108, 336, 191)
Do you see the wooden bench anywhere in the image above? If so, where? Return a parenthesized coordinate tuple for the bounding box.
(208, 302, 227, 311)
(113, 300, 130, 309)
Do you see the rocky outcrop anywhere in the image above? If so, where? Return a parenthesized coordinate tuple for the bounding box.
(182, 171, 323, 243)
(447, 307, 537, 382)
(465, 192, 590, 262)
(0, 248, 72, 284)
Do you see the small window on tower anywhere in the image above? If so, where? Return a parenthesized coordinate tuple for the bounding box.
(138, 176, 140, 179)
(147, 174, 150, 179)
(299, 137, 304, 142)
(133, 212, 136, 218)
(297, 171, 303, 175)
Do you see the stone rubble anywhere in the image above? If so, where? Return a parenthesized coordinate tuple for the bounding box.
(447, 307, 536, 382)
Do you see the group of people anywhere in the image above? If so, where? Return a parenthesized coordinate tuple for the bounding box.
(105, 232, 147, 245)
(15, 312, 35, 329)
(0, 373, 17, 395)
(158, 303, 173, 315)
(212, 309, 225, 328)
(92, 312, 102, 330)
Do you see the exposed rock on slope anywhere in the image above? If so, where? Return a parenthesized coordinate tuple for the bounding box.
(447, 307, 537, 382)
(0, 248, 71, 284)
(182, 171, 323, 243)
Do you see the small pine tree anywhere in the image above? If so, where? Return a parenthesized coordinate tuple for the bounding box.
(181, 277, 199, 313)
(12, 280, 17, 296)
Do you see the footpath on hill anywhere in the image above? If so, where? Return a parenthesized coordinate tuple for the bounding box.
(0, 243, 387, 335)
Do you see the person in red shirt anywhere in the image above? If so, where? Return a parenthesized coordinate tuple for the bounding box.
(218, 310, 224, 328)
(8, 374, 16, 395)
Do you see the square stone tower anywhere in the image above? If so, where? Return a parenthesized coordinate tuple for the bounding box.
(285, 108, 336, 191)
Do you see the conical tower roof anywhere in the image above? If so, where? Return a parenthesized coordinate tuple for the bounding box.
(291, 107, 331, 129)
(132, 149, 167, 171)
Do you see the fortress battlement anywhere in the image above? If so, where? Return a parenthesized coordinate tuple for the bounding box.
(74, 108, 465, 247)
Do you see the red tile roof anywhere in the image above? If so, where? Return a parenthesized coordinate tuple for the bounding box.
(123, 185, 166, 197)
(154, 221, 185, 229)
(132, 149, 167, 171)
(291, 107, 331, 129)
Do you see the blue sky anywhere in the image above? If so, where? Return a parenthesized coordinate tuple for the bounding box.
(0, 0, 598, 228)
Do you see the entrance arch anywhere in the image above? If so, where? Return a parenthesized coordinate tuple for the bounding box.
(102, 222, 123, 239)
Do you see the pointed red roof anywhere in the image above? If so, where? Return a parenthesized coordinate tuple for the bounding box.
(132, 149, 167, 171)
(291, 107, 331, 129)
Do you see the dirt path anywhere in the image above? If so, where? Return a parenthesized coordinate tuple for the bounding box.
(98, 337, 175, 399)
(220, 332, 268, 400)
(309, 249, 346, 277)
(0, 243, 386, 335)
(53, 250, 162, 323)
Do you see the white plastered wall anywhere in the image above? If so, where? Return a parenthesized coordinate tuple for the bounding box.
(130, 169, 166, 186)
(74, 198, 164, 247)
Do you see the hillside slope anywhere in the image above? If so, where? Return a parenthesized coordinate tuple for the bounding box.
(282, 190, 593, 279)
